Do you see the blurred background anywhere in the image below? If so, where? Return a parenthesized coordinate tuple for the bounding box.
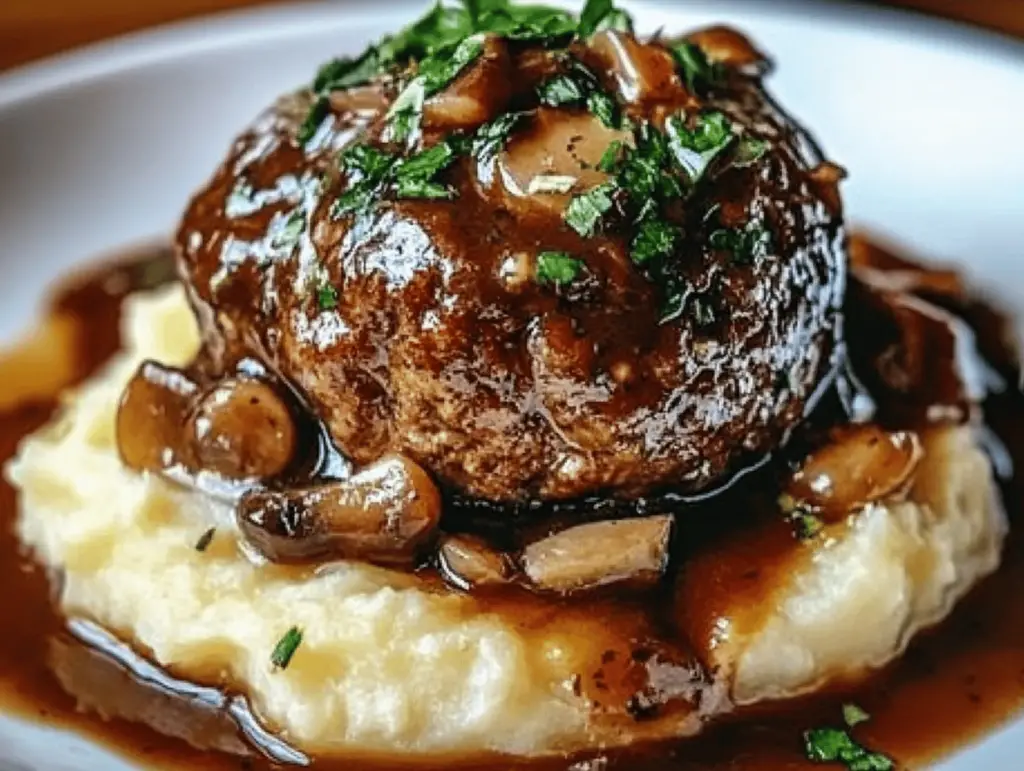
(0, 0, 1021, 71)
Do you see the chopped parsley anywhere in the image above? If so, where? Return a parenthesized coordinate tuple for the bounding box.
(564, 181, 617, 238)
(386, 33, 486, 144)
(536, 58, 619, 128)
(194, 527, 216, 552)
(708, 224, 772, 265)
(333, 137, 462, 216)
(297, 96, 329, 146)
(791, 510, 825, 540)
(313, 46, 387, 94)
(317, 283, 339, 311)
(804, 727, 894, 771)
(536, 250, 584, 285)
(843, 703, 871, 728)
(665, 111, 735, 182)
(471, 111, 527, 166)
(631, 217, 680, 265)
(597, 139, 624, 172)
(577, 0, 613, 38)
(271, 209, 305, 252)
(733, 136, 769, 167)
(670, 40, 722, 94)
(271, 626, 304, 670)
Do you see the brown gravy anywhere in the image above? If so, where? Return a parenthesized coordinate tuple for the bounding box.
(1, 246, 1024, 770)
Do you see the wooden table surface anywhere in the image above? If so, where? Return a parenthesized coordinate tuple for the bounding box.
(0, 0, 1021, 72)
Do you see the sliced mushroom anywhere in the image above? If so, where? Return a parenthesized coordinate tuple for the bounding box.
(437, 535, 512, 590)
(521, 515, 673, 594)
(236, 453, 441, 565)
(117, 360, 199, 472)
(187, 378, 297, 480)
(495, 108, 630, 216)
(423, 35, 513, 131)
(589, 30, 684, 104)
(685, 26, 768, 71)
(787, 424, 924, 519)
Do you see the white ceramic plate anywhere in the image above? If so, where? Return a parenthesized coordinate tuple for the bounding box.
(0, 1, 1021, 768)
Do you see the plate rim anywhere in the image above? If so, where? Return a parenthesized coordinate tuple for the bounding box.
(0, 1, 1022, 769)
(0, 0, 1022, 111)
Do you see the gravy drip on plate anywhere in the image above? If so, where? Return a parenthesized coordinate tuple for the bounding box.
(1, 244, 1024, 769)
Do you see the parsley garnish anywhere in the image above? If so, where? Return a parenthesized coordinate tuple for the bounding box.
(395, 141, 459, 199)
(791, 510, 825, 540)
(313, 46, 387, 94)
(536, 58, 619, 128)
(271, 627, 304, 670)
(631, 217, 680, 265)
(333, 138, 462, 217)
(297, 96, 329, 146)
(804, 727, 894, 771)
(670, 40, 722, 94)
(271, 209, 305, 252)
(317, 283, 339, 311)
(597, 139, 624, 172)
(708, 224, 771, 265)
(577, 0, 613, 38)
(471, 111, 527, 166)
(734, 136, 769, 167)
(843, 704, 871, 728)
(536, 250, 584, 285)
(665, 111, 735, 182)
(194, 527, 216, 552)
(387, 33, 485, 144)
(564, 181, 617, 238)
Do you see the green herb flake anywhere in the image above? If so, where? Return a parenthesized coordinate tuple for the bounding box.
(395, 141, 457, 183)
(418, 33, 486, 95)
(537, 73, 588, 106)
(194, 527, 216, 553)
(297, 96, 330, 147)
(385, 78, 426, 144)
(577, 0, 614, 38)
(671, 40, 722, 94)
(734, 136, 769, 167)
(843, 704, 871, 728)
(564, 181, 617, 237)
(395, 178, 454, 200)
(630, 217, 679, 265)
(792, 510, 825, 540)
(271, 209, 305, 251)
(597, 139, 624, 173)
(313, 46, 386, 94)
(586, 90, 618, 129)
(472, 111, 526, 166)
(271, 626, 304, 671)
(804, 726, 894, 771)
(536, 250, 584, 285)
(709, 224, 771, 265)
(666, 111, 734, 181)
(317, 283, 339, 312)
(537, 59, 619, 128)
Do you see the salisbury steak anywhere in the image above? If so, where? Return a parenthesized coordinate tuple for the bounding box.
(176, 17, 846, 502)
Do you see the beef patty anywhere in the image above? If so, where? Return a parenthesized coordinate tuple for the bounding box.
(176, 23, 846, 503)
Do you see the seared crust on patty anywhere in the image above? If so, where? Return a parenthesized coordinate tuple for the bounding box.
(177, 27, 845, 503)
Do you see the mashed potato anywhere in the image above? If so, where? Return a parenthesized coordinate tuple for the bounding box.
(8, 288, 1007, 757)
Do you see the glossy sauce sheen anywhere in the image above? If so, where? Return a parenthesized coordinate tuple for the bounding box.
(1, 248, 1024, 771)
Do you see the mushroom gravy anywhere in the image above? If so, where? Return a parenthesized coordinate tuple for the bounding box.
(1, 244, 1024, 770)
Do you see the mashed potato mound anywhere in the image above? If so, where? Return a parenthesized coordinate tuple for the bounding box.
(8, 288, 1007, 757)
